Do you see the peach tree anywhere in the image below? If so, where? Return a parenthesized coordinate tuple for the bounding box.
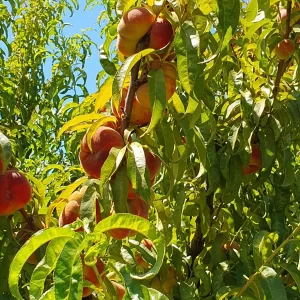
(0, 0, 300, 299)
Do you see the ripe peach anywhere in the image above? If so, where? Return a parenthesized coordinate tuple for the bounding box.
(112, 87, 152, 126)
(274, 39, 295, 60)
(0, 170, 32, 216)
(243, 144, 262, 175)
(59, 198, 101, 228)
(82, 256, 105, 297)
(68, 191, 83, 203)
(136, 62, 177, 109)
(127, 178, 154, 200)
(117, 7, 155, 57)
(79, 126, 124, 178)
(149, 16, 173, 51)
(135, 239, 153, 268)
(111, 281, 125, 299)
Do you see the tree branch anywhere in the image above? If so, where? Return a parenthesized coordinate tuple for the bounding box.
(120, 35, 150, 136)
(19, 208, 37, 231)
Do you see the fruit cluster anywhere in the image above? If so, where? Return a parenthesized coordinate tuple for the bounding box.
(274, 2, 300, 60)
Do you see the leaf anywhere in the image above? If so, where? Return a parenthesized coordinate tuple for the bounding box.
(9, 228, 78, 300)
(217, 0, 240, 34)
(142, 68, 166, 136)
(245, 0, 258, 23)
(99, 146, 127, 192)
(80, 183, 100, 224)
(0, 132, 12, 172)
(253, 231, 268, 269)
(57, 113, 104, 139)
(94, 76, 113, 112)
(260, 266, 288, 300)
(112, 165, 129, 213)
(112, 49, 155, 108)
(30, 239, 70, 299)
(174, 21, 201, 95)
(94, 214, 165, 280)
(280, 263, 300, 292)
(127, 142, 150, 202)
(196, 0, 218, 15)
(99, 45, 117, 75)
(54, 239, 83, 300)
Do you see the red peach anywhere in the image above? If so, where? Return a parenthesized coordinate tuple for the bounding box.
(0, 170, 32, 216)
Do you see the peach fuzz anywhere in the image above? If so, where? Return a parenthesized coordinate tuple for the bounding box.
(79, 126, 124, 179)
(0, 169, 32, 216)
(117, 7, 155, 57)
(149, 16, 173, 51)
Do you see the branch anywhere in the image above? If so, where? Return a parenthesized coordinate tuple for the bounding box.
(237, 224, 300, 297)
(19, 208, 37, 231)
(120, 35, 150, 136)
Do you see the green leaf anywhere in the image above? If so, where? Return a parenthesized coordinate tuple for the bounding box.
(9, 228, 78, 300)
(217, 0, 240, 34)
(245, 0, 258, 23)
(196, 0, 218, 15)
(280, 263, 300, 292)
(127, 142, 150, 202)
(99, 45, 117, 75)
(80, 182, 100, 224)
(174, 21, 201, 95)
(29, 238, 69, 300)
(253, 231, 268, 269)
(112, 165, 129, 213)
(54, 239, 83, 300)
(142, 68, 166, 136)
(94, 214, 165, 280)
(260, 266, 288, 300)
(0, 132, 12, 172)
(99, 146, 127, 192)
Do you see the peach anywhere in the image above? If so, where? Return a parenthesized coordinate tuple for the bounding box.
(79, 126, 124, 178)
(274, 39, 295, 60)
(136, 62, 177, 109)
(68, 191, 83, 203)
(144, 149, 161, 180)
(82, 256, 105, 297)
(243, 144, 262, 175)
(149, 16, 173, 51)
(221, 240, 240, 252)
(111, 281, 125, 299)
(117, 7, 155, 57)
(112, 87, 152, 126)
(277, 4, 300, 24)
(59, 198, 101, 228)
(135, 239, 153, 268)
(0, 170, 32, 216)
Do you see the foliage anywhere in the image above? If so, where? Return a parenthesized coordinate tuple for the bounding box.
(0, 0, 300, 299)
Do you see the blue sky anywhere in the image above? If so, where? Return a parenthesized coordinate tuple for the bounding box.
(63, 3, 104, 93)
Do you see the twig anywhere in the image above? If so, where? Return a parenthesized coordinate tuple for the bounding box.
(19, 208, 36, 231)
(120, 35, 150, 136)
(237, 224, 300, 297)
